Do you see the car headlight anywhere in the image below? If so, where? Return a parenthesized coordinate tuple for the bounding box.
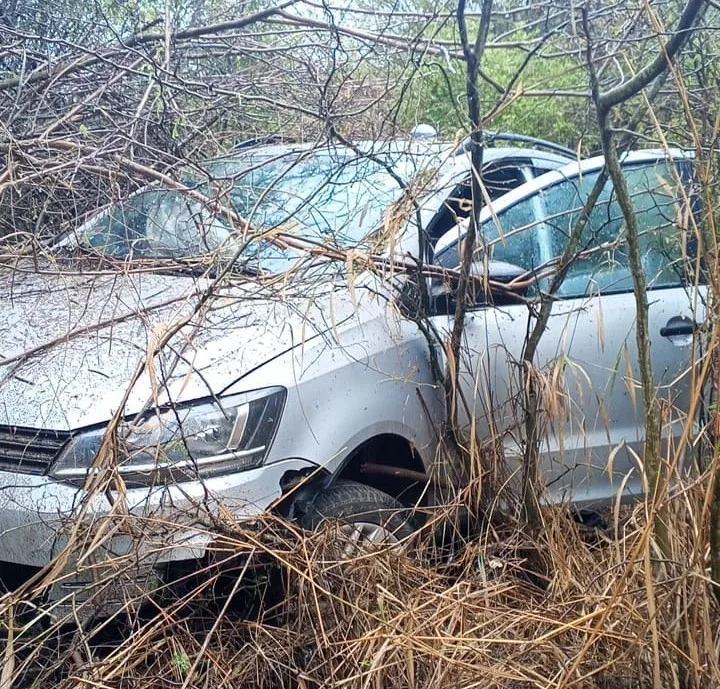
(50, 387, 286, 487)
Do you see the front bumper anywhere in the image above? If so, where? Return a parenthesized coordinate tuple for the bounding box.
(0, 458, 315, 619)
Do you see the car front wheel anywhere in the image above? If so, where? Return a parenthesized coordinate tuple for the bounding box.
(300, 480, 416, 551)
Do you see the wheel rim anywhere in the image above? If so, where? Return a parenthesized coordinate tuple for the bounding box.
(337, 521, 399, 557)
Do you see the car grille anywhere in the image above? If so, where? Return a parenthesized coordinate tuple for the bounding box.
(0, 426, 71, 475)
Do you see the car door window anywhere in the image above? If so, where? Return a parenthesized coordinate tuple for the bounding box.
(545, 161, 688, 297)
(426, 159, 533, 244)
(434, 189, 546, 274)
(436, 159, 690, 299)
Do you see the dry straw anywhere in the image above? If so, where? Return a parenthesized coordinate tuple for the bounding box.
(1, 469, 718, 689)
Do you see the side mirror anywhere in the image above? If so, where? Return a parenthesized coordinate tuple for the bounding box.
(430, 260, 527, 315)
(468, 259, 527, 306)
(470, 259, 525, 284)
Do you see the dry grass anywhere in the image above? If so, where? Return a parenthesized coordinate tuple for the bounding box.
(2, 473, 719, 689)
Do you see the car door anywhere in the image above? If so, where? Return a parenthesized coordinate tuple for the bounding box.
(431, 154, 703, 506)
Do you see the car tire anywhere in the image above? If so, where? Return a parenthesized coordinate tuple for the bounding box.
(300, 480, 416, 546)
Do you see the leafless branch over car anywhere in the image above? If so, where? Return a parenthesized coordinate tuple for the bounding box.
(1, 1, 720, 687)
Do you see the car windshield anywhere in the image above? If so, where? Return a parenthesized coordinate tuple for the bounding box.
(70, 148, 416, 273)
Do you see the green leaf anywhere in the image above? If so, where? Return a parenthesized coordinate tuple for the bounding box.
(171, 653, 191, 675)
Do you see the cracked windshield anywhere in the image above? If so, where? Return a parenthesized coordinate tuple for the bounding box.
(73, 152, 411, 272)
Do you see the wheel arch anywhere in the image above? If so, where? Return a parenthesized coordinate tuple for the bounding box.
(275, 428, 433, 519)
(332, 433, 429, 507)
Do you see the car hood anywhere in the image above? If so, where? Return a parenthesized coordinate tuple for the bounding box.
(0, 262, 360, 430)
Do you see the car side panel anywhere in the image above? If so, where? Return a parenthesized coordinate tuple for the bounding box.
(227, 294, 444, 474)
(432, 284, 703, 506)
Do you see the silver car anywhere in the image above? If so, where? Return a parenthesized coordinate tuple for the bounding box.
(0, 137, 701, 615)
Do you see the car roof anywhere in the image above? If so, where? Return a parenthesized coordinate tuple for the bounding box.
(206, 138, 575, 179)
(228, 139, 574, 159)
(469, 147, 575, 167)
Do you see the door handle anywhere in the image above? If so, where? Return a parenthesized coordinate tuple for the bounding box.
(660, 316, 698, 339)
